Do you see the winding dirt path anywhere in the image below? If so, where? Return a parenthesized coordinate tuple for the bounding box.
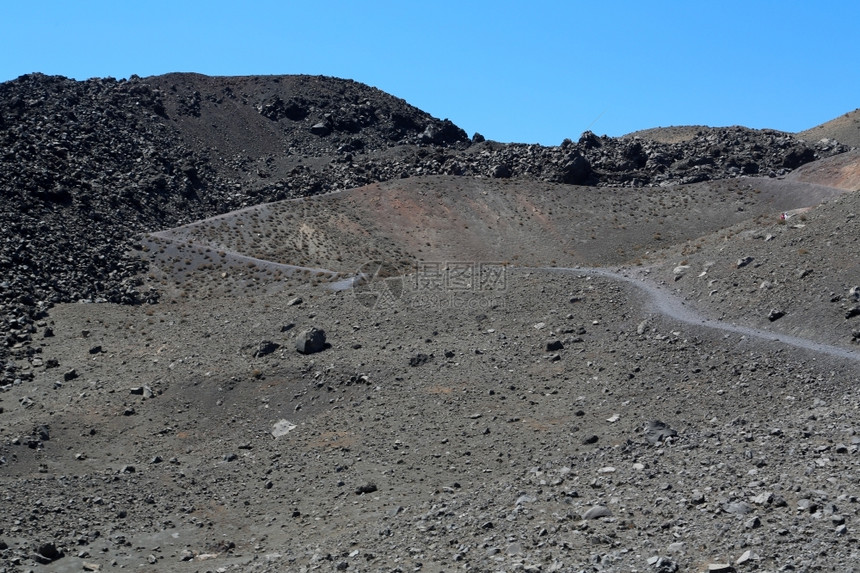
(545, 266, 860, 363)
(145, 221, 860, 363)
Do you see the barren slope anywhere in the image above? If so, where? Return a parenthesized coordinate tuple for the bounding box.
(797, 108, 860, 148)
(138, 173, 848, 303)
(3, 73, 860, 572)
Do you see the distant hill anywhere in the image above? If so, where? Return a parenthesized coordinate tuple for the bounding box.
(797, 108, 860, 148)
(622, 125, 713, 143)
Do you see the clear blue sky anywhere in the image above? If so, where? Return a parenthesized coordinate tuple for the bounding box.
(2, 1, 858, 144)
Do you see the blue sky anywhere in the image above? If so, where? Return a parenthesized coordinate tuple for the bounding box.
(2, 1, 858, 144)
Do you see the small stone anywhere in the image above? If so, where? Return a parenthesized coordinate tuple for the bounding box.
(272, 419, 296, 438)
(582, 505, 611, 520)
(736, 256, 754, 268)
(673, 264, 690, 277)
(36, 542, 62, 562)
(667, 542, 685, 554)
(253, 340, 279, 358)
(582, 434, 599, 445)
(707, 564, 734, 573)
(768, 309, 785, 322)
(409, 353, 431, 367)
(88, 345, 102, 354)
(723, 501, 753, 515)
(355, 482, 377, 495)
(736, 550, 760, 564)
(546, 340, 564, 352)
(744, 516, 761, 528)
(515, 494, 537, 505)
(796, 498, 817, 513)
(644, 420, 677, 444)
(63, 369, 78, 381)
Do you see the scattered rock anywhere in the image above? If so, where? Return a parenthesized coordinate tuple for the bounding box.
(409, 353, 432, 367)
(295, 327, 327, 354)
(34, 542, 63, 563)
(647, 556, 678, 572)
(582, 505, 612, 520)
(736, 549, 760, 564)
(355, 483, 378, 495)
(644, 420, 677, 444)
(768, 309, 785, 322)
(723, 501, 753, 515)
(271, 419, 297, 438)
(253, 339, 280, 358)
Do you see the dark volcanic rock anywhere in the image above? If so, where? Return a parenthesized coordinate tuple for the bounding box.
(295, 327, 327, 354)
(253, 340, 280, 358)
(644, 420, 678, 444)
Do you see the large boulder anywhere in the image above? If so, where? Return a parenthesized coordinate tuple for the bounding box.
(295, 327, 327, 354)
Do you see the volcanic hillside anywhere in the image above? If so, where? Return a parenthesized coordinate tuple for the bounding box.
(1, 73, 854, 384)
(139, 173, 848, 300)
(1, 72, 859, 572)
(797, 108, 860, 148)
